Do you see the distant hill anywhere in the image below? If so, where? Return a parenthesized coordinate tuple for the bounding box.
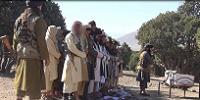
(117, 31, 141, 51)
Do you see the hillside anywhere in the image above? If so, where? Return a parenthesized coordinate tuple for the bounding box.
(117, 31, 141, 51)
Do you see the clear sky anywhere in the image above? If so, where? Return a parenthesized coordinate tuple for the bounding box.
(55, 1, 184, 39)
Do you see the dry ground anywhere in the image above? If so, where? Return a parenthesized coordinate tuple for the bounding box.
(0, 71, 199, 100)
(119, 71, 199, 100)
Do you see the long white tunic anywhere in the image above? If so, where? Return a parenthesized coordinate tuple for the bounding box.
(45, 25, 61, 91)
(61, 33, 86, 93)
(93, 42, 103, 82)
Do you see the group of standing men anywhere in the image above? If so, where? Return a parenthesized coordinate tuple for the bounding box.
(12, 1, 123, 100)
(61, 20, 123, 100)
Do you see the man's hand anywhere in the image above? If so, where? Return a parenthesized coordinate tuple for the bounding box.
(97, 52, 104, 58)
(44, 58, 50, 66)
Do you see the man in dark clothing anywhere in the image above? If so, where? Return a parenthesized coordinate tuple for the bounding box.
(1, 41, 9, 73)
(86, 28, 98, 81)
(0, 35, 13, 73)
(13, 1, 49, 99)
(89, 20, 102, 37)
(53, 27, 69, 97)
(89, 20, 96, 34)
(82, 25, 98, 99)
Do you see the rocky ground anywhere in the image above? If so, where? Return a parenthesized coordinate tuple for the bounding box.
(0, 71, 199, 100)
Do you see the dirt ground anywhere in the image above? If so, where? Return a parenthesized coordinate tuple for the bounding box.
(0, 73, 15, 100)
(119, 71, 200, 100)
(0, 71, 199, 100)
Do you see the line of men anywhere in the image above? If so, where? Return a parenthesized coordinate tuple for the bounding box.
(57, 21, 123, 100)
(43, 21, 124, 100)
(12, 1, 123, 100)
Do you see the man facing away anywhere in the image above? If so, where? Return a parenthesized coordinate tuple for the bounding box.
(61, 21, 86, 100)
(13, 1, 49, 99)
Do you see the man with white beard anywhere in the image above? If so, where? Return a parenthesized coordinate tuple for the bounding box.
(62, 21, 86, 100)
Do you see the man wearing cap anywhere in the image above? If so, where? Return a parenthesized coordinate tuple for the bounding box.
(136, 43, 154, 96)
(61, 21, 86, 100)
(13, 1, 49, 99)
(89, 20, 96, 34)
(89, 20, 102, 37)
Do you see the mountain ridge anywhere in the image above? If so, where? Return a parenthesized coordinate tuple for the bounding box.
(117, 31, 141, 51)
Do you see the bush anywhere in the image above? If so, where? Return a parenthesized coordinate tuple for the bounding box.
(128, 51, 139, 71)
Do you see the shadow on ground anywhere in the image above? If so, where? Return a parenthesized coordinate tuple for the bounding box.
(0, 72, 15, 78)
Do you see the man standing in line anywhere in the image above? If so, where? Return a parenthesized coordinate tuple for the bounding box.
(44, 25, 61, 98)
(82, 25, 98, 99)
(53, 27, 69, 97)
(62, 21, 86, 100)
(13, 1, 49, 99)
(88, 21, 104, 98)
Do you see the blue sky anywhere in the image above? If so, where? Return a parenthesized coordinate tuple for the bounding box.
(55, 1, 184, 39)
